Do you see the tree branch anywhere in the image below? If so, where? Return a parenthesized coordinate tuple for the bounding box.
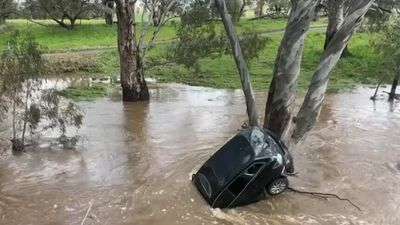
(287, 187, 362, 211)
(80, 200, 93, 225)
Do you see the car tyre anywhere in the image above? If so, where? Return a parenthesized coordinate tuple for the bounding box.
(266, 177, 289, 196)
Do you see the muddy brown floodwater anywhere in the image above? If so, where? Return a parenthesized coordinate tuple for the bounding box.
(0, 84, 399, 225)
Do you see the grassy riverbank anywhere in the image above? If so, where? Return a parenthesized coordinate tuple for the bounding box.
(0, 18, 326, 52)
(97, 31, 381, 91)
(0, 18, 384, 100)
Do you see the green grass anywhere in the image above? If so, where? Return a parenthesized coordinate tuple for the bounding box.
(0, 18, 326, 52)
(0, 19, 177, 52)
(122, 31, 380, 91)
(0, 18, 383, 94)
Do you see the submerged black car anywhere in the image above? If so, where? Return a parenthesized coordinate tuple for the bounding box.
(192, 127, 294, 208)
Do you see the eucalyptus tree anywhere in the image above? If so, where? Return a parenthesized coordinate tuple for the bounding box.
(264, 0, 374, 142)
(264, 0, 318, 140)
(36, 0, 95, 29)
(293, 0, 374, 140)
(214, 0, 259, 126)
(113, 0, 184, 101)
(0, 32, 83, 151)
(324, 0, 351, 57)
(373, 17, 400, 101)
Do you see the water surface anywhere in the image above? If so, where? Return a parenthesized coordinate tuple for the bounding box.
(0, 84, 399, 225)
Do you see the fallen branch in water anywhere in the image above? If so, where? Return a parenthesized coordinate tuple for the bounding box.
(287, 187, 362, 212)
(371, 75, 386, 100)
(80, 200, 93, 225)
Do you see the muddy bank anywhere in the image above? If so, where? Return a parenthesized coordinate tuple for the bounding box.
(0, 84, 399, 225)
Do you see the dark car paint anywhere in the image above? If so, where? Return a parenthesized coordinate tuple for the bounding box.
(192, 127, 293, 208)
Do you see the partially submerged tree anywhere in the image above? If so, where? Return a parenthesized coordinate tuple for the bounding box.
(264, 0, 318, 140)
(214, 0, 259, 126)
(112, 0, 182, 101)
(293, 0, 374, 140)
(0, 32, 83, 151)
(172, 0, 265, 124)
(264, 0, 374, 142)
(373, 16, 400, 101)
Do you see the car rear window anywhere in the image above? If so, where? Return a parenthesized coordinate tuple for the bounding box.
(200, 135, 253, 198)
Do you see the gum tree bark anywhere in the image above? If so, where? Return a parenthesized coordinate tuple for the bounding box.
(324, 0, 350, 57)
(214, 0, 259, 126)
(264, 0, 317, 140)
(115, 0, 150, 101)
(293, 0, 374, 141)
(324, 0, 344, 49)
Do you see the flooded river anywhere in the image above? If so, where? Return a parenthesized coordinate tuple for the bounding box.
(0, 84, 399, 225)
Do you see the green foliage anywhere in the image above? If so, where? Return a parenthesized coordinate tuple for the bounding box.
(0, 0, 14, 24)
(0, 31, 84, 150)
(225, 0, 244, 23)
(141, 32, 382, 90)
(171, 2, 267, 70)
(371, 16, 400, 78)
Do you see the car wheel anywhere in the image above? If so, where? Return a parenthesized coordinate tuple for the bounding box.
(266, 177, 289, 195)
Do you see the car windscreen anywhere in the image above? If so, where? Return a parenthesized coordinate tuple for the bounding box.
(198, 135, 254, 198)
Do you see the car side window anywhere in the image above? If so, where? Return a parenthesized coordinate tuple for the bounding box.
(227, 162, 265, 196)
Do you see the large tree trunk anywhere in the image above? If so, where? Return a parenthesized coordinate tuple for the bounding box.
(293, 0, 374, 141)
(214, 0, 259, 126)
(324, 0, 350, 57)
(116, 1, 150, 102)
(0, 17, 5, 25)
(69, 18, 76, 30)
(389, 71, 400, 101)
(264, 0, 317, 141)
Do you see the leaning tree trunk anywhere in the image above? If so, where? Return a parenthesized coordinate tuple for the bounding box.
(389, 70, 400, 101)
(214, 0, 259, 126)
(293, 0, 374, 141)
(116, 1, 150, 102)
(324, 0, 344, 49)
(324, 0, 350, 57)
(264, 0, 317, 141)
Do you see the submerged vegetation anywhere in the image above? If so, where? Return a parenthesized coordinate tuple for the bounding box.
(58, 83, 111, 101)
(0, 32, 84, 151)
